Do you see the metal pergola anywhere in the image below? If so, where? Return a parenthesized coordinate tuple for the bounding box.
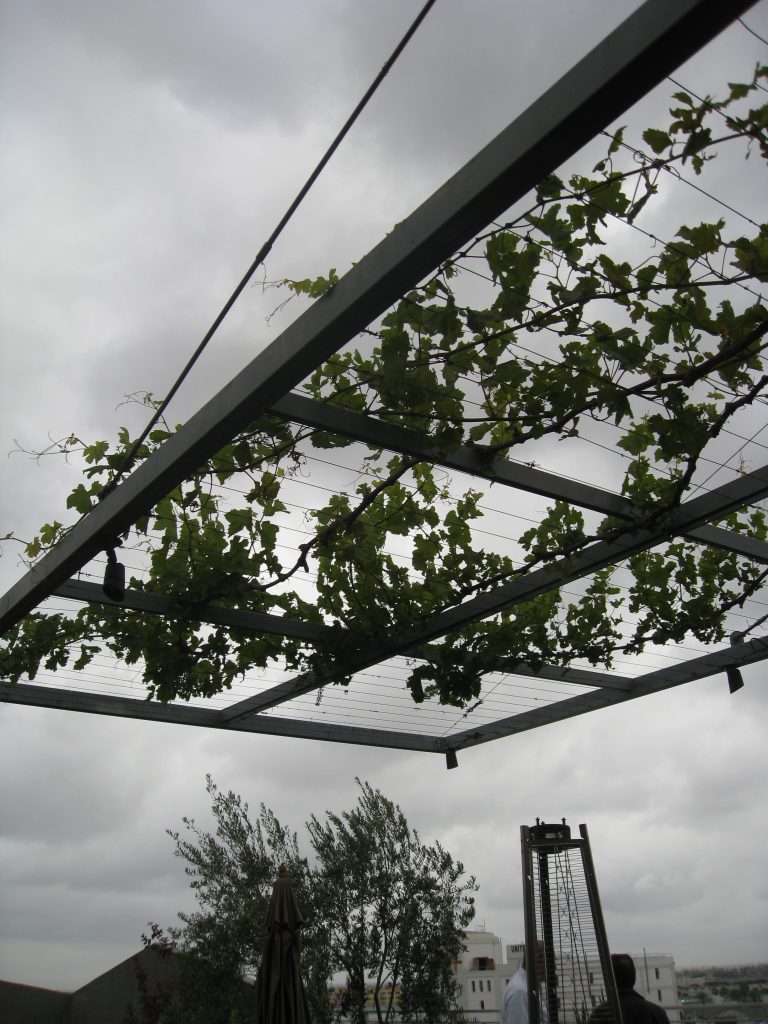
(1, 0, 765, 760)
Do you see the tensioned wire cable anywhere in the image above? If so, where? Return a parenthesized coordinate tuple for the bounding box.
(30, 18, 768, 720)
(104, 28, 761, 513)
(75, 536, 759, 668)
(247, 88, 767, 470)
(313, 255, 768, 487)
(739, 16, 768, 47)
(98, 0, 438, 502)
(104, 408, 768, 633)
(102, 382, 768, 614)
(298, 140, 768, 446)
(599, 129, 762, 230)
(667, 72, 768, 147)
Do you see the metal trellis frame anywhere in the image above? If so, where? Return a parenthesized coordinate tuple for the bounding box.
(1, 0, 764, 755)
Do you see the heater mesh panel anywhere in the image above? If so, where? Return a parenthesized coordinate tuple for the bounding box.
(525, 838, 619, 1024)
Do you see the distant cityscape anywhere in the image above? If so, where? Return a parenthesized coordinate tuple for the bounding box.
(1, 931, 766, 1024)
(455, 930, 768, 1024)
(677, 965, 768, 1014)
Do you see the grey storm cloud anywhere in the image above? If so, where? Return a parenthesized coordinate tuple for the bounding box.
(2, 0, 768, 994)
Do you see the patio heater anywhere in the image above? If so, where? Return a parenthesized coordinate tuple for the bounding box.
(520, 820, 622, 1024)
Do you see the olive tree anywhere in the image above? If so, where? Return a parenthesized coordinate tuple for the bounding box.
(307, 780, 476, 1024)
(141, 778, 476, 1024)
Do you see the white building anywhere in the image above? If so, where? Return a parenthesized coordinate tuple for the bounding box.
(453, 930, 517, 1024)
(454, 931, 679, 1024)
(631, 951, 679, 1017)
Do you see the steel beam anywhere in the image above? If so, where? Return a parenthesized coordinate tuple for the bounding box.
(222, 459, 768, 721)
(481, 658, 631, 692)
(442, 634, 768, 750)
(273, 393, 768, 563)
(54, 579, 333, 642)
(0, 0, 755, 637)
(53, 581, 629, 689)
(378, 460, 768, 650)
(417, 649, 633, 691)
(4, 623, 762, 752)
(0, 681, 442, 752)
(630, 634, 768, 691)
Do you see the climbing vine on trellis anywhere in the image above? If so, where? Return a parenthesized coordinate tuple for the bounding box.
(2, 67, 768, 706)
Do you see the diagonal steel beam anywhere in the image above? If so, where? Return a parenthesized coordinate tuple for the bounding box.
(53, 581, 630, 691)
(368, 461, 768, 651)
(3, 623, 761, 752)
(221, 460, 768, 721)
(0, 681, 442, 752)
(441, 633, 768, 751)
(273, 393, 768, 564)
(0, 0, 755, 637)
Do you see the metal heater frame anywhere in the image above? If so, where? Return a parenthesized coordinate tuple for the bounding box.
(521, 822, 622, 1024)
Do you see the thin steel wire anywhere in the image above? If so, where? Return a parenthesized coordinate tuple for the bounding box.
(98, 0, 439, 498)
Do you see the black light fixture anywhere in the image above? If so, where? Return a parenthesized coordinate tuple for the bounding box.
(445, 749, 458, 770)
(102, 547, 126, 602)
(726, 666, 744, 694)
(726, 631, 745, 694)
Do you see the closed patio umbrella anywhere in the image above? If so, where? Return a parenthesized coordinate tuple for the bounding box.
(255, 864, 313, 1024)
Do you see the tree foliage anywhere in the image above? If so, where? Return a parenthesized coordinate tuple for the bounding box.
(144, 775, 332, 1024)
(137, 778, 476, 1024)
(2, 66, 768, 707)
(306, 780, 475, 1024)
(123, 938, 259, 1024)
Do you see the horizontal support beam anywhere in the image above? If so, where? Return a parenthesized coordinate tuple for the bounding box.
(483, 658, 632, 692)
(222, 655, 631, 723)
(631, 634, 768, 690)
(5, 626, 761, 753)
(0, 682, 441, 752)
(443, 634, 768, 750)
(54, 580, 332, 642)
(223, 459, 768, 721)
(274, 393, 768, 564)
(274, 393, 632, 515)
(0, 0, 754, 637)
(53, 583, 634, 691)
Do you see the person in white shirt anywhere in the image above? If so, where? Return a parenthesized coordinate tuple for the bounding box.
(501, 942, 546, 1024)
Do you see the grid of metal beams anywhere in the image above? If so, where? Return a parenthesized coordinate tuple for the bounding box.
(1, 0, 764, 757)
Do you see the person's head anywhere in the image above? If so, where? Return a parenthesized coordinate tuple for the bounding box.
(611, 954, 636, 990)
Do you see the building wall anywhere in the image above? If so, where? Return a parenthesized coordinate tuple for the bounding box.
(630, 952, 678, 1010)
(68, 947, 177, 1023)
(0, 979, 68, 1024)
(455, 931, 521, 1024)
(0, 947, 178, 1024)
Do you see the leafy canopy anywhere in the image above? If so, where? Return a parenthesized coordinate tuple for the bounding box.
(2, 67, 768, 708)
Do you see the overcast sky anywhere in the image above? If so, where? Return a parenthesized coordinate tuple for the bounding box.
(2, 0, 768, 993)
